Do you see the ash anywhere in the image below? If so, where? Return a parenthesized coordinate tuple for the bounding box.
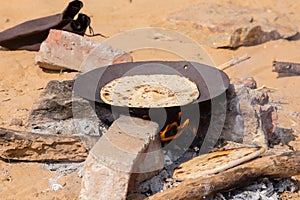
(136, 149, 198, 196)
(42, 162, 84, 176)
(42, 162, 84, 192)
(209, 178, 298, 200)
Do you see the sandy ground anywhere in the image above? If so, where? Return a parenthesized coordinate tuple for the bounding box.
(0, 0, 300, 199)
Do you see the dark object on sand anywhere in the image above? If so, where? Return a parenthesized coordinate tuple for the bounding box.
(0, 0, 91, 51)
(272, 60, 300, 75)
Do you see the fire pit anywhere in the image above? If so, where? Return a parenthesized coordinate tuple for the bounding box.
(74, 61, 230, 147)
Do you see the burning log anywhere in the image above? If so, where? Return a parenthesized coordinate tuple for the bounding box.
(272, 60, 300, 75)
(0, 127, 88, 162)
(148, 150, 300, 200)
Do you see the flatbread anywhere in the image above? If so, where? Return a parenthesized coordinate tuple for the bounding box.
(100, 74, 199, 108)
(173, 147, 266, 181)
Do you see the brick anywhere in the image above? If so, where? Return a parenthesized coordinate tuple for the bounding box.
(79, 115, 163, 200)
(35, 29, 132, 72)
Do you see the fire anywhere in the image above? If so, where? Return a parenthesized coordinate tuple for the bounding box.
(159, 112, 190, 142)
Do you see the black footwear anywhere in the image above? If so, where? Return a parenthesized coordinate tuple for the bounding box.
(0, 0, 84, 51)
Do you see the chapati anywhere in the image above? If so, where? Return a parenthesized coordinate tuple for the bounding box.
(100, 74, 199, 108)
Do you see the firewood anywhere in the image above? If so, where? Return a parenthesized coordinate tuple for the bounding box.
(173, 147, 266, 181)
(148, 150, 300, 200)
(0, 127, 88, 162)
(218, 54, 251, 71)
(272, 60, 300, 75)
(255, 85, 277, 92)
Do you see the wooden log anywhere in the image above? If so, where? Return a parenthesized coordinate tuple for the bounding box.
(0, 127, 88, 162)
(148, 150, 300, 200)
(272, 60, 300, 75)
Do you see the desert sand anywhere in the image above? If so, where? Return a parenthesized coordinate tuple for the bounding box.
(0, 0, 299, 199)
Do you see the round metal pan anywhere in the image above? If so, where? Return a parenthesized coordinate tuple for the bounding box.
(74, 61, 230, 107)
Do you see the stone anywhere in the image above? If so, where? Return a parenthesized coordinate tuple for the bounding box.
(161, 3, 298, 48)
(26, 79, 112, 149)
(249, 90, 269, 106)
(0, 127, 88, 162)
(243, 77, 257, 89)
(9, 118, 23, 126)
(35, 29, 132, 72)
(79, 115, 164, 200)
(260, 105, 278, 141)
(27, 80, 105, 135)
(222, 83, 277, 148)
(221, 85, 244, 143)
(238, 87, 276, 147)
(127, 193, 147, 200)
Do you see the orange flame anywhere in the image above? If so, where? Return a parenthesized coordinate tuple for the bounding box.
(159, 112, 190, 141)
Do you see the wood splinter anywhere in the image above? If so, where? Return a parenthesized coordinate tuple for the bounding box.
(255, 85, 277, 92)
(218, 54, 251, 71)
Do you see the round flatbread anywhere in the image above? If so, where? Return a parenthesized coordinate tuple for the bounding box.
(100, 74, 200, 108)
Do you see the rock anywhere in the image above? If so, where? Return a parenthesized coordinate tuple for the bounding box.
(222, 84, 277, 148)
(260, 105, 278, 142)
(161, 3, 298, 48)
(79, 115, 164, 200)
(9, 118, 23, 126)
(0, 127, 88, 162)
(238, 87, 276, 147)
(222, 85, 244, 143)
(35, 29, 132, 72)
(249, 90, 269, 106)
(27, 80, 107, 137)
(243, 77, 257, 89)
(127, 193, 147, 200)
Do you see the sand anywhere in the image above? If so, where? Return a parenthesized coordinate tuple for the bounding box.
(0, 0, 299, 199)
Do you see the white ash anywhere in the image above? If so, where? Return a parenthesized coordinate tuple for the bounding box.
(272, 128, 295, 146)
(43, 162, 84, 192)
(208, 178, 298, 200)
(49, 175, 63, 191)
(51, 183, 63, 191)
(42, 162, 84, 176)
(136, 149, 197, 196)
